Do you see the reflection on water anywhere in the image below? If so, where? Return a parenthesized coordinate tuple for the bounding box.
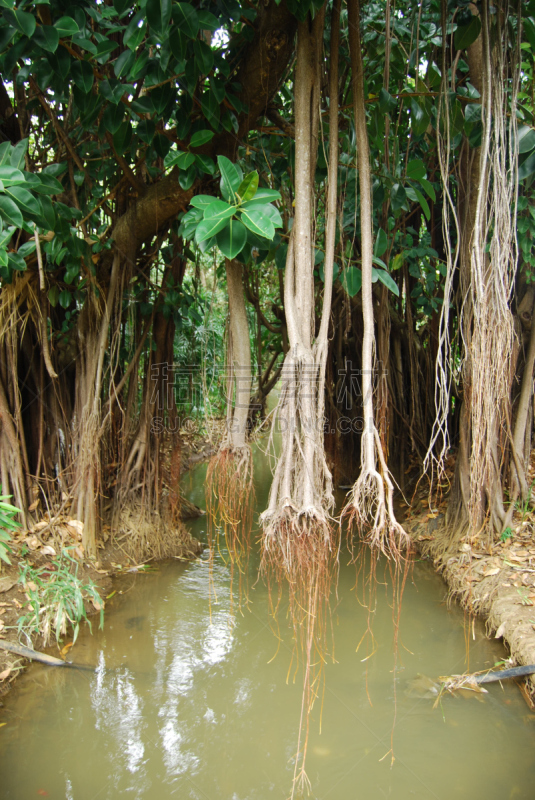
(1, 443, 535, 798)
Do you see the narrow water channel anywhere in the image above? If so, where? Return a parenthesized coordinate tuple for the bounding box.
(1, 439, 535, 799)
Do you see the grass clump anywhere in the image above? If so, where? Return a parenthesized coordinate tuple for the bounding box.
(17, 548, 104, 646)
(0, 492, 21, 568)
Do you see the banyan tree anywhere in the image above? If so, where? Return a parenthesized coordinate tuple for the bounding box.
(0, 0, 533, 787)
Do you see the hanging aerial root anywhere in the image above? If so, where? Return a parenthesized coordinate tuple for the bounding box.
(206, 445, 254, 607)
(260, 507, 339, 796)
(343, 430, 410, 562)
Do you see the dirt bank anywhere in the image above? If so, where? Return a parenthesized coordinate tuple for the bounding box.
(409, 506, 535, 707)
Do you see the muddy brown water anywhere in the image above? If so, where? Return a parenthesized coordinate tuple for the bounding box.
(1, 440, 535, 799)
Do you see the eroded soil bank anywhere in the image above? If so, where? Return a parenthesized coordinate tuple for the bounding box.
(408, 496, 535, 705)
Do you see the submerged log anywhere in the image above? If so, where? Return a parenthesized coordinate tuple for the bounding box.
(0, 639, 67, 666)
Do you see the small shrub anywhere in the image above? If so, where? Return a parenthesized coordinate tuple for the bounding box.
(17, 548, 104, 646)
(0, 492, 21, 568)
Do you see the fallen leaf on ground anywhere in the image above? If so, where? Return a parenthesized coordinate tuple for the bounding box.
(40, 545, 56, 556)
(0, 578, 16, 593)
(0, 621, 5, 632)
(60, 642, 73, 657)
(483, 567, 500, 577)
(0, 668, 11, 680)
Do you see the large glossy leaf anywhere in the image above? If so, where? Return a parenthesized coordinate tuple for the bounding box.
(406, 159, 426, 181)
(33, 25, 59, 53)
(3, 8, 35, 38)
(0, 166, 25, 186)
(203, 199, 235, 222)
(218, 156, 242, 202)
(216, 218, 247, 259)
(174, 3, 199, 38)
(114, 49, 135, 79)
(193, 39, 213, 74)
(518, 126, 535, 155)
(201, 89, 220, 130)
(410, 99, 430, 136)
(342, 266, 362, 297)
(373, 268, 399, 296)
(454, 16, 481, 50)
(32, 174, 64, 195)
(71, 60, 94, 93)
(418, 178, 436, 202)
(189, 195, 215, 210)
(146, 0, 172, 33)
(54, 16, 79, 38)
(190, 129, 214, 148)
(5, 186, 41, 216)
(247, 187, 281, 203)
(194, 154, 215, 175)
(261, 204, 283, 229)
(0, 196, 22, 228)
(236, 171, 258, 203)
(240, 208, 275, 240)
(374, 228, 388, 257)
(124, 15, 146, 50)
(195, 215, 229, 244)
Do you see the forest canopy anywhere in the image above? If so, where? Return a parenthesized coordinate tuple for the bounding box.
(0, 0, 533, 574)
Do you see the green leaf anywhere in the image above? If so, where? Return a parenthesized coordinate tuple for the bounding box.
(32, 174, 64, 195)
(418, 177, 436, 202)
(96, 38, 119, 60)
(390, 183, 407, 213)
(102, 102, 125, 134)
(178, 163, 196, 190)
(48, 285, 59, 307)
(410, 98, 430, 136)
(242, 187, 281, 204)
(54, 16, 79, 38)
(114, 48, 135, 79)
(194, 154, 215, 175)
(374, 228, 388, 257)
(124, 15, 146, 50)
(166, 150, 195, 169)
(0, 195, 22, 227)
(195, 215, 229, 244)
(5, 186, 41, 216)
(518, 126, 535, 155)
(174, 2, 199, 38)
(240, 208, 275, 240)
(217, 156, 242, 202)
(342, 266, 362, 297)
(8, 251, 26, 272)
(189, 129, 214, 148)
(193, 39, 213, 74)
(378, 88, 397, 113)
(10, 139, 27, 169)
(147, 0, 172, 33)
(261, 203, 283, 229)
(454, 16, 481, 50)
(0, 166, 25, 186)
(197, 10, 219, 30)
(414, 188, 430, 221)
(216, 218, 247, 259)
(33, 25, 59, 52)
(189, 195, 215, 210)
(113, 120, 133, 155)
(406, 159, 426, 181)
(3, 8, 36, 38)
(518, 151, 535, 181)
(200, 89, 220, 129)
(59, 289, 72, 308)
(236, 171, 259, 203)
(464, 102, 482, 125)
(71, 60, 94, 93)
(374, 268, 399, 296)
(204, 199, 235, 222)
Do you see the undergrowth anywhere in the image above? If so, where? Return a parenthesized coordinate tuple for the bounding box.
(16, 548, 104, 646)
